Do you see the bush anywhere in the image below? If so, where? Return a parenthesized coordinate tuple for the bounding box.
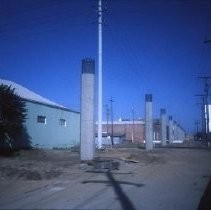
(0, 84, 31, 155)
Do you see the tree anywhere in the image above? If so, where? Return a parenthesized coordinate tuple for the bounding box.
(0, 84, 31, 154)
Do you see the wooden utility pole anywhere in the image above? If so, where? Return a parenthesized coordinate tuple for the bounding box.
(202, 38, 211, 142)
(131, 106, 135, 143)
(105, 104, 109, 136)
(198, 77, 211, 138)
(195, 120, 200, 133)
(110, 97, 114, 145)
(195, 95, 207, 137)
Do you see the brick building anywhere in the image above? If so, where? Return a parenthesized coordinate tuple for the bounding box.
(96, 119, 163, 145)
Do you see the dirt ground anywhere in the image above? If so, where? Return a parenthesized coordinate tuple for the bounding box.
(0, 145, 211, 210)
(0, 147, 169, 181)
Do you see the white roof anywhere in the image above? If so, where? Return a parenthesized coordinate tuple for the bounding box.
(0, 79, 66, 109)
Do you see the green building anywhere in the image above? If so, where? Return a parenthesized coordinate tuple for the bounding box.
(0, 79, 80, 148)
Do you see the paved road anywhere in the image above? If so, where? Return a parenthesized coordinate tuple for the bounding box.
(0, 148, 210, 210)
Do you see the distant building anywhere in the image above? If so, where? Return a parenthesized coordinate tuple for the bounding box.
(0, 79, 80, 148)
(96, 120, 146, 145)
(95, 119, 184, 146)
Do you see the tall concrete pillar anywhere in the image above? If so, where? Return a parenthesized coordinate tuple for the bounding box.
(174, 121, 178, 141)
(178, 126, 185, 141)
(168, 116, 174, 144)
(145, 94, 153, 150)
(178, 125, 182, 140)
(176, 124, 179, 140)
(80, 58, 95, 161)
(160, 108, 167, 146)
(182, 129, 186, 140)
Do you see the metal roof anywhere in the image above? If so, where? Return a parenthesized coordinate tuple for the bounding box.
(0, 78, 68, 110)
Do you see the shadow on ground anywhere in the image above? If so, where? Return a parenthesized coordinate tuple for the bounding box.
(197, 177, 211, 210)
(82, 169, 144, 210)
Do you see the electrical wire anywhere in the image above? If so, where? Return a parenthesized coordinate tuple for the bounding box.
(0, 1, 95, 39)
(198, 16, 211, 75)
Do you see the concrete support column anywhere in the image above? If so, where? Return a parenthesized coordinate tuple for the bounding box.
(169, 116, 174, 144)
(80, 58, 95, 161)
(174, 121, 179, 141)
(145, 94, 153, 150)
(160, 108, 167, 146)
(173, 121, 177, 141)
(178, 126, 182, 140)
(179, 126, 185, 141)
(182, 129, 185, 140)
(176, 124, 180, 140)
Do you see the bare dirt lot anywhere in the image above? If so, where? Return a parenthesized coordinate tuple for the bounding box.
(0, 146, 211, 210)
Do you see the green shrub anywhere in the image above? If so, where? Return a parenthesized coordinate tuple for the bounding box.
(0, 84, 31, 155)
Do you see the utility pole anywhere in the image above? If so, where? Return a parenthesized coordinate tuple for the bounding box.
(110, 97, 114, 145)
(196, 101, 206, 135)
(195, 120, 200, 134)
(202, 38, 211, 143)
(105, 104, 109, 136)
(131, 106, 135, 143)
(198, 77, 211, 139)
(195, 95, 207, 137)
(97, 0, 103, 148)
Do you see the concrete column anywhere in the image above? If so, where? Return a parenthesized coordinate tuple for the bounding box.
(173, 121, 177, 141)
(176, 124, 180, 140)
(160, 108, 167, 146)
(178, 126, 185, 141)
(178, 125, 182, 140)
(182, 129, 185, 140)
(80, 58, 95, 161)
(168, 116, 174, 144)
(145, 94, 153, 150)
(174, 121, 178, 141)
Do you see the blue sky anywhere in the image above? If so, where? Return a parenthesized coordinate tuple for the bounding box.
(0, 0, 211, 133)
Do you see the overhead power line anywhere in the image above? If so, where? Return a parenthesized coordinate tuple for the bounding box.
(0, 2, 96, 39)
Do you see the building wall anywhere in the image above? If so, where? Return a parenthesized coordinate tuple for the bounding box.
(96, 120, 163, 144)
(25, 101, 80, 148)
(100, 121, 145, 143)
